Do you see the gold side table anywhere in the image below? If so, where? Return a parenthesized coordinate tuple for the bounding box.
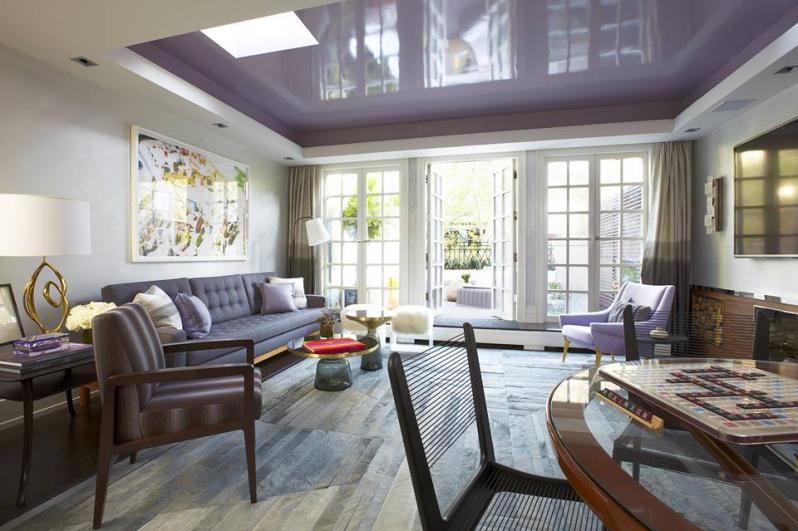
(344, 308, 393, 371)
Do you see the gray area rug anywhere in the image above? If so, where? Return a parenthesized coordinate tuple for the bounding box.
(4, 348, 596, 530)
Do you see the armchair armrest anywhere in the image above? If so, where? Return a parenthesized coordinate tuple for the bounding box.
(105, 364, 253, 391)
(559, 309, 610, 326)
(162, 338, 255, 365)
(157, 326, 187, 344)
(589, 321, 624, 338)
(306, 295, 325, 309)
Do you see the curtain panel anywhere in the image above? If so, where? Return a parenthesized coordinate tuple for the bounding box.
(287, 165, 320, 294)
(642, 141, 693, 328)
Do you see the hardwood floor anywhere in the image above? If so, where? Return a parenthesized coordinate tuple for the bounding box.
(0, 353, 302, 527)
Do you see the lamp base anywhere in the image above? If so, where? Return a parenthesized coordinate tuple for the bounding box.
(23, 257, 70, 333)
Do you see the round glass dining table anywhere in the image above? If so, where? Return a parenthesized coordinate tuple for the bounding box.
(546, 359, 798, 530)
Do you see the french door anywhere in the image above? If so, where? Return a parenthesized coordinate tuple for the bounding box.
(491, 161, 516, 319)
(427, 167, 444, 311)
(321, 166, 402, 308)
(544, 152, 647, 320)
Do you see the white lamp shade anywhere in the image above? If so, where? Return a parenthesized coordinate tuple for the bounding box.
(0, 194, 91, 256)
(305, 218, 331, 246)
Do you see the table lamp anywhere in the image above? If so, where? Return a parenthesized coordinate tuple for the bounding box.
(0, 194, 91, 333)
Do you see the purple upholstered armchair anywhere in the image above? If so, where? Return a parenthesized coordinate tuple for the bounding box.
(559, 282, 675, 364)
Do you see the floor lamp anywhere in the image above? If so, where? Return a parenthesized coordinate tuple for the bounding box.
(0, 195, 91, 333)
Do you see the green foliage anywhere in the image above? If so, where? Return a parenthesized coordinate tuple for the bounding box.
(234, 166, 247, 190)
(342, 176, 399, 239)
(461, 273, 471, 283)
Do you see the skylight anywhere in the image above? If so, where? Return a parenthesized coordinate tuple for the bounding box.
(201, 12, 318, 58)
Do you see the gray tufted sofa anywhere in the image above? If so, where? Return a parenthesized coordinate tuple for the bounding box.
(101, 272, 324, 366)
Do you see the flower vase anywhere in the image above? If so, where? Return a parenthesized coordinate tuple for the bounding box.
(320, 322, 334, 339)
(81, 328, 93, 345)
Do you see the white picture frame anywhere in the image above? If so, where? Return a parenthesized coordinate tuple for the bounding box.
(130, 126, 249, 262)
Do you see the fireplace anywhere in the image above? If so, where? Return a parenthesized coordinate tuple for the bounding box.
(754, 306, 798, 362)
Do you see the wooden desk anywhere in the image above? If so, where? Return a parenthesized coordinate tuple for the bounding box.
(0, 343, 95, 507)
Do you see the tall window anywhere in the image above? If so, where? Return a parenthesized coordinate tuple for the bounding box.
(545, 152, 647, 318)
(322, 167, 401, 308)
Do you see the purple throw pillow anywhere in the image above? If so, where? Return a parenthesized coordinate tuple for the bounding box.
(174, 293, 212, 339)
(258, 282, 297, 314)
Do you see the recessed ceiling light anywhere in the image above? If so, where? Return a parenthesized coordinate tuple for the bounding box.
(70, 56, 98, 67)
(211, 122, 229, 129)
(283, 157, 295, 161)
(684, 127, 701, 133)
(201, 12, 318, 58)
(775, 65, 798, 74)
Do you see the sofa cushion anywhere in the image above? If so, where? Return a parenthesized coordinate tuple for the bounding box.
(241, 272, 276, 314)
(185, 308, 322, 365)
(268, 276, 307, 309)
(102, 277, 191, 306)
(258, 282, 297, 314)
(174, 293, 212, 338)
(133, 285, 182, 329)
(189, 274, 251, 324)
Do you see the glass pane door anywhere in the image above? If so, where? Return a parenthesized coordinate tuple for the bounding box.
(544, 152, 647, 319)
(597, 155, 646, 308)
(427, 167, 444, 310)
(323, 172, 360, 307)
(491, 161, 516, 319)
(322, 167, 402, 308)
(546, 158, 591, 317)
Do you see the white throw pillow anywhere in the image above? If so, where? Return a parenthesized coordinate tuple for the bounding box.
(133, 285, 183, 329)
(268, 277, 307, 309)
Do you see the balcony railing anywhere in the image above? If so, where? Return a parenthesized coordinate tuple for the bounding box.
(445, 245, 492, 270)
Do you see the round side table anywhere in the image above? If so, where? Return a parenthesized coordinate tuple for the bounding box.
(287, 336, 379, 391)
(343, 308, 393, 371)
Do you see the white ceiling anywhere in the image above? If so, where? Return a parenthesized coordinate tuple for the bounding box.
(2, 0, 798, 164)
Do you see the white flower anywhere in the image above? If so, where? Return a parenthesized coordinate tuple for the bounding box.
(66, 301, 117, 331)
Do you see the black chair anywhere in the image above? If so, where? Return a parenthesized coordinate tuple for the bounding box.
(388, 323, 601, 530)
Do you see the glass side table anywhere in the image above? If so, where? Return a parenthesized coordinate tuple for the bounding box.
(343, 308, 394, 371)
(287, 336, 379, 391)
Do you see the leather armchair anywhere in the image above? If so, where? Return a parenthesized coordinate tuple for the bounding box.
(560, 282, 675, 364)
(91, 303, 261, 528)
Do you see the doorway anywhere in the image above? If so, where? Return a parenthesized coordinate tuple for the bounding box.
(426, 158, 517, 321)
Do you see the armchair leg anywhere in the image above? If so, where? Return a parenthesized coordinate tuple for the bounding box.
(93, 440, 113, 528)
(128, 452, 137, 465)
(561, 338, 570, 362)
(594, 347, 603, 366)
(243, 422, 257, 503)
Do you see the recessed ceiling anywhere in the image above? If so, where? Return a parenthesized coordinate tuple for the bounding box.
(128, 0, 798, 147)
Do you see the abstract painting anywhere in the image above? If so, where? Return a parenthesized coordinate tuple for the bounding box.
(131, 126, 249, 261)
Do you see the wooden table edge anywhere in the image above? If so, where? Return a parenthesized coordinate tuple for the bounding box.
(545, 373, 703, 531)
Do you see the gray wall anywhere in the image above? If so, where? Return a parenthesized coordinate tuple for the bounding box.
(691, 82, 798, 299)
(0, 43, 288, 424)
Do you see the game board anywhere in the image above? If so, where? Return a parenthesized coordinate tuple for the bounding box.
(599, 360, 798, 444)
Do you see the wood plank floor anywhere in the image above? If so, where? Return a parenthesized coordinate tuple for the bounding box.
(3, 348, 598, 530)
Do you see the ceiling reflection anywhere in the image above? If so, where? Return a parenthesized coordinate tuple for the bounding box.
(130, 0, 798, 143)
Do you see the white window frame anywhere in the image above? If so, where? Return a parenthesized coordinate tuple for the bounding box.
(535, 145, 651, 323)
(319, 160, 409, 307)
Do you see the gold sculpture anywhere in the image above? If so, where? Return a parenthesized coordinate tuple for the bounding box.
(23, 257, 69, 333)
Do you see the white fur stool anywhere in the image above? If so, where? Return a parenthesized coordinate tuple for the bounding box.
(391, 305, 434, 350)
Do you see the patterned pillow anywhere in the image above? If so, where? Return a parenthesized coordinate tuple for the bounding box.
(268, 277, 307, 309)
(258, 282, 298, 314)
(607, 298, 651, 323)
(133, 285, 182, 329)
(174, 293, 212, 339)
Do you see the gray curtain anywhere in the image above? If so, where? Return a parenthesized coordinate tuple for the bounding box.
(641, 141, 692, 325)
(287, 165, 320, 294)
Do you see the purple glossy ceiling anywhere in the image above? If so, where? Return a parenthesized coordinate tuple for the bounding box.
(131, 0, 798, 146)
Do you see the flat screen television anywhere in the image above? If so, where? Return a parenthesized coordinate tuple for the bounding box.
(734, 118, 798, 256)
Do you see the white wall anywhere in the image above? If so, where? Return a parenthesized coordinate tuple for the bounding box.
(0, 43, 289, 334)
(691, 82, 798, 299)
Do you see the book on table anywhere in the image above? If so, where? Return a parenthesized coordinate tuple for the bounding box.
(304, 338, 366, 354)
